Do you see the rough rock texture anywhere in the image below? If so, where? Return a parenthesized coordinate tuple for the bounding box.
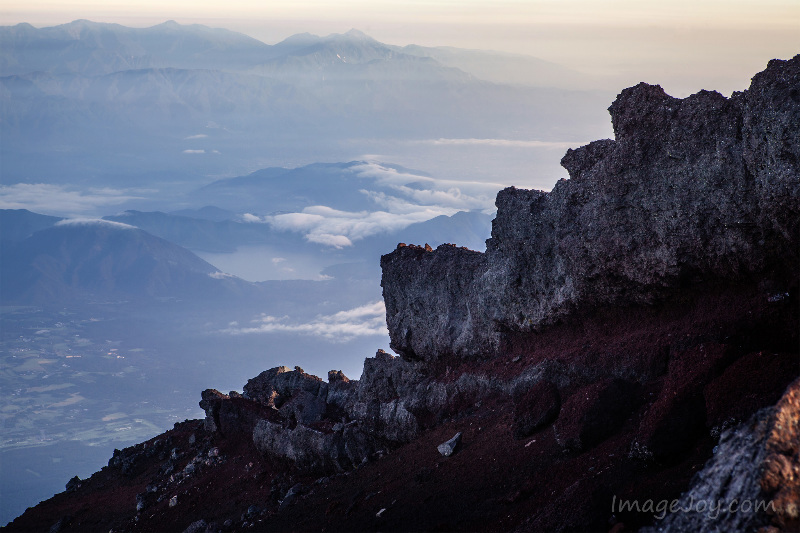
(212, 351, 551, 473)
(381, 243, 491, 361)
(243, 366, 327, 408)
(641, 377, 800, 533)
(382, 55, 800, 362)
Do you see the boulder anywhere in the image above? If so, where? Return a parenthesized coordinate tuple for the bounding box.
(243, 366, 327, 408)
(64, 476, 82, 493)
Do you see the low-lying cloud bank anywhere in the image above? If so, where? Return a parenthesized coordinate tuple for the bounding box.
(55, 218, 136, 230)
(415, 138, 588, 149)
(222, 301, 388, 342)
(245, 161, 500, 248)
(0, 183, 145, 217)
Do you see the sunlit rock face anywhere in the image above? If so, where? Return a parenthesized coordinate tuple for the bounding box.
(382, 55, 800, 364)
(640, 377, 800, 533)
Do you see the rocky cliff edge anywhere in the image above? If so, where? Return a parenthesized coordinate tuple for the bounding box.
(382, 55, 799, 363)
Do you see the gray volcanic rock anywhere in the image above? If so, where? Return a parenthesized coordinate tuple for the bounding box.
(381, 55, 800, 362)
(381, 243, 491, 361)
(641, 377, 800, 533)
(437, 432, 462, 457)
(207, 350, 546, 472)
(243, 366, 327, 408)
(251, 420, 373, 472)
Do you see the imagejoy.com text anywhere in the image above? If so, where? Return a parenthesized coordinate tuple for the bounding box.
(612, 495, 775, 521)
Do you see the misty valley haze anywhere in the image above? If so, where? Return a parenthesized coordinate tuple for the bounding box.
(0, 19, 612, 190)
(0, 19, 621, 524)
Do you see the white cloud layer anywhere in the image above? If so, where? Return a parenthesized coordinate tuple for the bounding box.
(223, 301, 388, 342)
(417, 138, 588, 149)
(55, 218, 136, 229)
(253, 161, 500, 248)
(208, 271, 238, 279)
(0, 183, 144, 216)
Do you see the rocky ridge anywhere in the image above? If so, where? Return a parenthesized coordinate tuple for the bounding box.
(5, 56, 799, 532)
(382, 56, 799, 363)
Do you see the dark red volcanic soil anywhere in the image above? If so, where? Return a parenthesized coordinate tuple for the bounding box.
(5, 280, 797, 532)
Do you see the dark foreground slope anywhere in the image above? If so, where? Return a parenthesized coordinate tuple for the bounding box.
(5, 56, 799, 533)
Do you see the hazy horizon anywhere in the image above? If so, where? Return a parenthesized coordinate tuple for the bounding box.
(2, 0, 798, 97)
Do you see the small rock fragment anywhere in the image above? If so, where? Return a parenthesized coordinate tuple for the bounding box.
(184, 519, 208, 533)
(438, 432, 462, 457)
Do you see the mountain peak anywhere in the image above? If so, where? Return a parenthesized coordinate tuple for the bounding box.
(321, 28, 376, 44)
(343, 28, 371, 40)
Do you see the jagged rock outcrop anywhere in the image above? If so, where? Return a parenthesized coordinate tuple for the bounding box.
(381, 243, 492, 361)
(382, 55, 800, 363)
(208, 354, 429, 472)
(203, 350, 563, 473)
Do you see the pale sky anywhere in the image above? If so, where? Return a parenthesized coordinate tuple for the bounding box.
(2, 0, 798, 95)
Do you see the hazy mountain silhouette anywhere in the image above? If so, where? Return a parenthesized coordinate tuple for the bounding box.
(0, 20, 613, 186)
(0, 219, 253, 304)
(0, 19, 272, 76)
(191, 161, 433, 213)
(0, 21, 585, 86)
(102, 210, 288, 253)
(0, 209, 62, 241)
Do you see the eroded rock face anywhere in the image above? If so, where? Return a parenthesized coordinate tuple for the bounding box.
(382, 55, 800, 362)
(243, 366, 327, 408)
(202, 350, 555, 473)
(203, 352, 429, 472)
(380, 243, 491, 361)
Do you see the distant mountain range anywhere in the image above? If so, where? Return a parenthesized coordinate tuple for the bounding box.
(0, 21, 588, 88)
(0, 200, 492, 304)
(0, 20, 612, 186)
(0, 208, 62, 242)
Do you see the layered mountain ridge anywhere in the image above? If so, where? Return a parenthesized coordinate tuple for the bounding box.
(5, 56, 799, 532)
(0, 20, 612, 186)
